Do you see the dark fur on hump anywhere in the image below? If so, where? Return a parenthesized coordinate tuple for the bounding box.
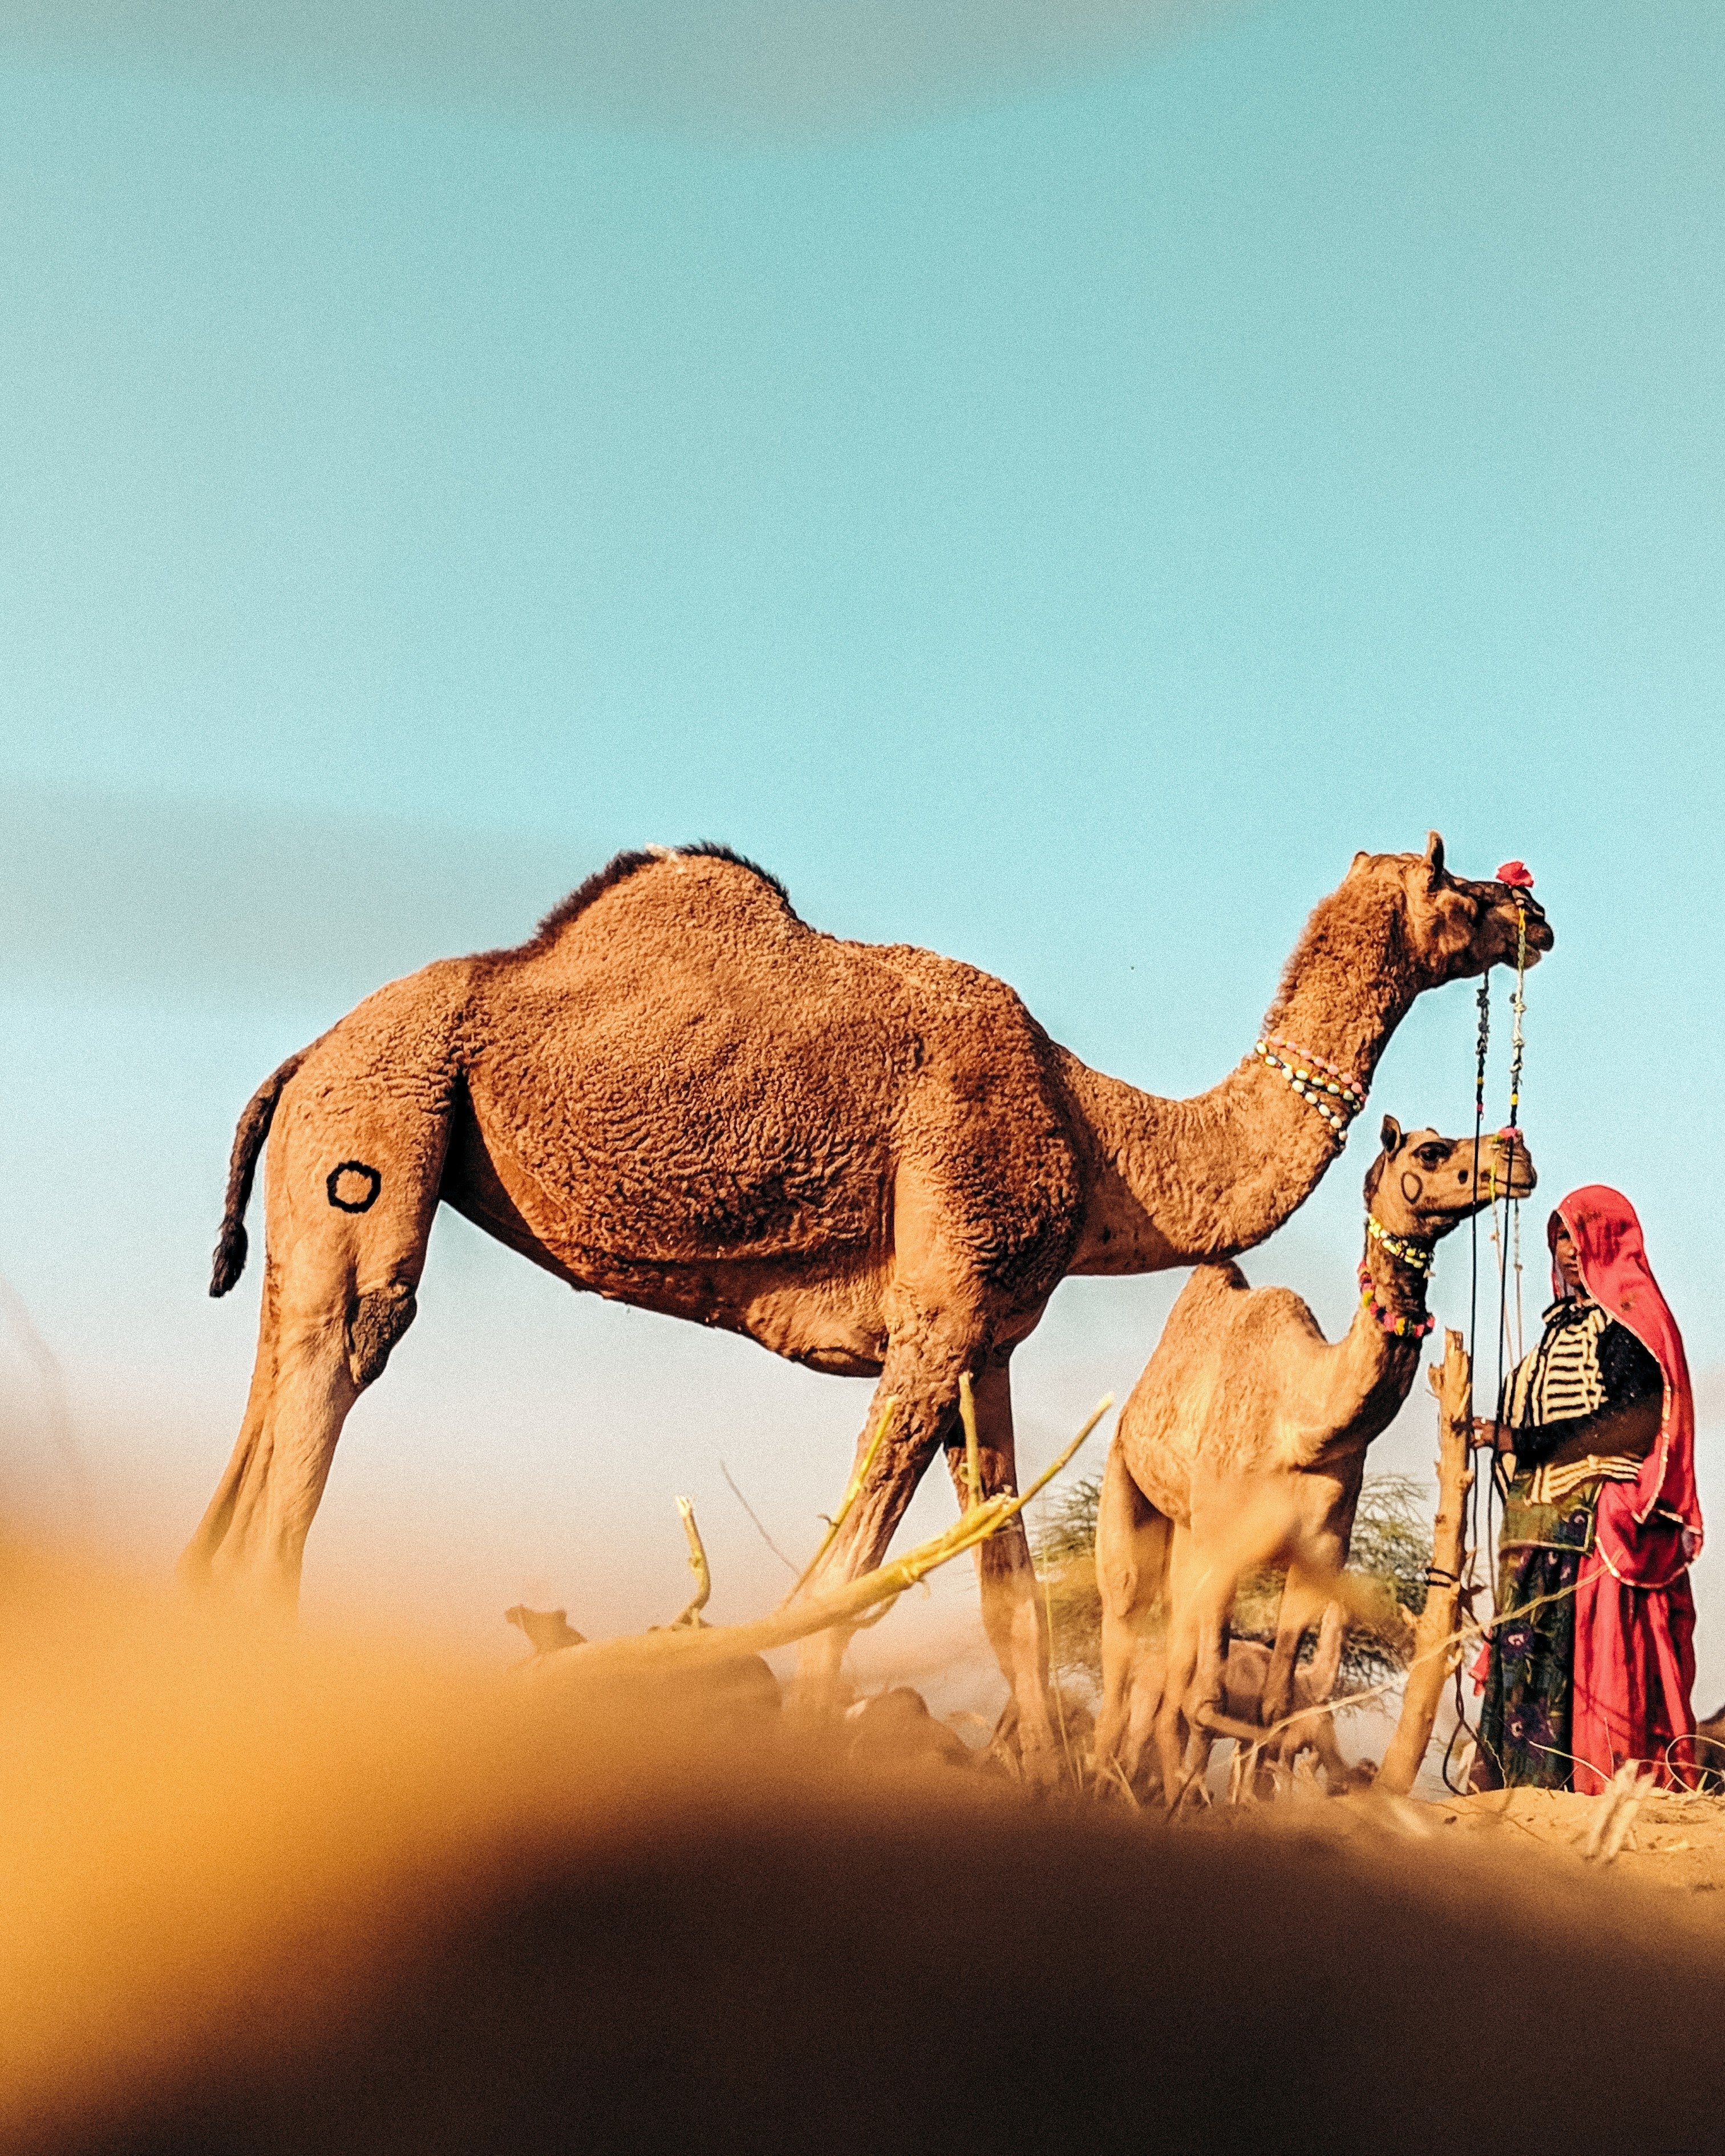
(526, 842, 793, 951)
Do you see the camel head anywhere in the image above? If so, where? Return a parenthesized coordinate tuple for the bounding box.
(1364, 1117, 1537, 1245)
(1347, 832, 1554, 985)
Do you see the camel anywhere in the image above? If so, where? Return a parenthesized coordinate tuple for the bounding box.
(1215, 1603, 1357, 1793)
(1093, 1116, 1537, 1802)
(182, 833, 1548, 1773)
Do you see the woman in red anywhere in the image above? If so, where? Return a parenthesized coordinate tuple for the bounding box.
(1476, 1186, 1702, 1792)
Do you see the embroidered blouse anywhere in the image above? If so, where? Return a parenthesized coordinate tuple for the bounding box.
(1500, 1297, 1663, 1506)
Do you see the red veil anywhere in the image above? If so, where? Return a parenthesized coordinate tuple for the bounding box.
(1551, 1186, 1701, 1790)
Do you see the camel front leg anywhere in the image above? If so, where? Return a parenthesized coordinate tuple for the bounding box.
(1261, 1546, 1343, 1737)
(1181, 1596, 1232, 1805)
(792, 1318, 974, 1716)
(1293, 1599, 1352, 1788)
(1154, 1525, 1210, 1808)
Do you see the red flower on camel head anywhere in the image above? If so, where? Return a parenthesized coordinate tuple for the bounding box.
(1496, 860, 1535, 889)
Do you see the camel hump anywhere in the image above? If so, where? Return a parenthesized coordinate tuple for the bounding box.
(1187, 1259, 1250, 1296)
(523, 843, 797, 953)
(1154, 1262, 1317, 1371)
(1171, 1262, 1313, 1334)
(1167, 1260, 1252, 1320)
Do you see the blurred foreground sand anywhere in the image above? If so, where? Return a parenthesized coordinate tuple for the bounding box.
(4, 1533, 1723, 2155)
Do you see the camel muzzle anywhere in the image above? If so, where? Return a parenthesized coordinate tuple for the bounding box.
(1489, 1129, 1538, 1201)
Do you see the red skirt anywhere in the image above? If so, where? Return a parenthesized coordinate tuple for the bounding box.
(1571, 1557, 1698, 1793)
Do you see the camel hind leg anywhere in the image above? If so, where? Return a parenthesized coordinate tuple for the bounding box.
(180, 1049, 451, 1612)
(942, 1355, 1066, 1781)
(1094, 1438, 1171, 1800)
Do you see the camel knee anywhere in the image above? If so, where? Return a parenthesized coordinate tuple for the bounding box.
(347, 1283, 418, 1389)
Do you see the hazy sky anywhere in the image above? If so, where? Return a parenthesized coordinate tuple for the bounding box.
(3, 0, 1723, 1700)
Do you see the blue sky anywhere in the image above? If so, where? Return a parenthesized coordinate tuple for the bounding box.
(3, 0, 1723, 1696)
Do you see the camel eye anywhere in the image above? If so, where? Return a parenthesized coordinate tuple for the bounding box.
(1415, 1146, 1447, 1170)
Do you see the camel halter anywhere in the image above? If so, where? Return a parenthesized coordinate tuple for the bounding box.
(1253, 1036, 1366, 1138)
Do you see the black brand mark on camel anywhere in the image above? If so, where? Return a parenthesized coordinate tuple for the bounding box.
(326, 1161, 382, 1214)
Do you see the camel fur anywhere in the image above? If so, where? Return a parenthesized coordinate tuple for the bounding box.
(1094, 1117, 1537, 1803)
(182, 833, 1549, 1775)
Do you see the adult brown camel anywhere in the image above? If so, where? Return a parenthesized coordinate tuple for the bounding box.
(1093, 1116, 1537, 1802)
(183, 834, 1548, 1773)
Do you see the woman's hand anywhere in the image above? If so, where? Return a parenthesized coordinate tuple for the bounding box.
(1470, 1419, 1515, 1454)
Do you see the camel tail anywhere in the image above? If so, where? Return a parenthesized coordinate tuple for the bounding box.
(209, 1049, 309, 1297)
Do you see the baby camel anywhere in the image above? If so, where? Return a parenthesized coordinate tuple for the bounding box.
(1094, 1117, 1535, 1802)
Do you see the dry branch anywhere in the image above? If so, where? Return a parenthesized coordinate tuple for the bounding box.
(1582, 1762, 1654, 1863)
(534, 1396, 1113, 1690)
(667, 1497, 712, 1630)
(958, 1372, 982, 1512)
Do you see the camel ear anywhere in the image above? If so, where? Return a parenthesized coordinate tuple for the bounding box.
(1380, 1115, 1403, 1156)
(1347, 849, 1371, 876)
(1423, 831, 1447, 887)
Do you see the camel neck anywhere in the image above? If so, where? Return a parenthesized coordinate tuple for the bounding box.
(1260, 881, 1423, 1093)
(1065, 884, 1440, 1267)
(1058, 880, 1432, 1272)
(1359, 1224, 1433, 1326)
(1057, 1052, 1342, 1269)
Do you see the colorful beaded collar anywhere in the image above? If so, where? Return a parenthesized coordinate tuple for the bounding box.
(1357, 1213, 1437, 1339)
(1254, 1035, 1367, 1139)
(1356, 1261, 1435, 1340)
(1365, 1214, 1434, 1274)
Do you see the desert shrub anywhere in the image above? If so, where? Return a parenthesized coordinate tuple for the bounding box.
(1345, 1473, 1431, 1618)
(1032, 1471, 1434, 1692)
(1032, 1476, 1103, 1686)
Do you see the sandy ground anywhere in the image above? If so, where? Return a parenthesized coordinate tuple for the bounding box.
(1418, 1785, 1725, 1890)
(1180, 1774, 1725, 1885)
(11, 1534, 1725, 2154)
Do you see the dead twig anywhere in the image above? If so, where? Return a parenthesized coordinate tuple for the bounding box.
(1042, 1559, 1078, 1789)
(537, 1395, 1113, 1686)
(719, 1460, 800, 1577)
(1583, 1762, 1655, 1863)
(958, 1373, 982, 1512)
(1376, 1328, 1473, 1796)
(667, 1497, 712, 1629)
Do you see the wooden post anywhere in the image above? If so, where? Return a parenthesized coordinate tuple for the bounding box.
(1374, 1328, 1474, 1797)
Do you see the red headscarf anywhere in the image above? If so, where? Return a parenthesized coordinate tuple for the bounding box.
(1550, 1185, 1700, 1586)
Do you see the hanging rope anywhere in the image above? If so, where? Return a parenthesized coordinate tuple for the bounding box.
(1507, 906, 1529, 1357)
(1445, 880, 1534, 1793)
(1465, 972, 1490, 1604)
(1448, 969, 1495, 1796)
(1491, 902, 1530, 1566)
